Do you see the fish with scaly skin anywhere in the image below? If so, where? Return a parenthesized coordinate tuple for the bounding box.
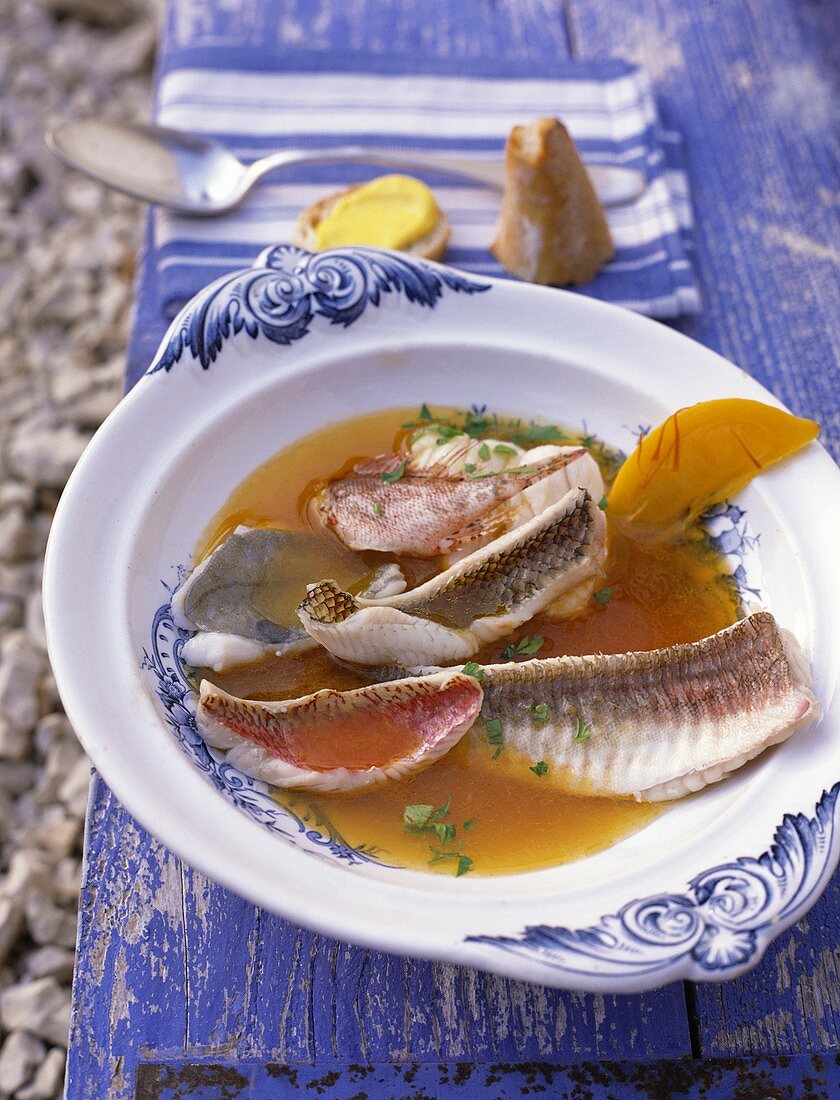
(196, 670, 483, 792)
(298, 487, 606, 667)
(195, 612, 815, 800)
(317, 440, 600, 557)
(376, 612, 816, 801)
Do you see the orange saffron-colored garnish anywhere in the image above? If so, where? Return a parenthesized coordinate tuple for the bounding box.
(608, 398, 819, 536)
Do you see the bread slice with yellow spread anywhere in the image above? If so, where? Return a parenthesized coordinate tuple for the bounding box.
(292, 174, 450, 260)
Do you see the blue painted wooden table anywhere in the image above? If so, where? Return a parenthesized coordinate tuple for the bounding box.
(68, 1, 840, 1096)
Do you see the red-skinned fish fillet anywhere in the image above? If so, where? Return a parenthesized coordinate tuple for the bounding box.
(318, 447, 592, 557)
(196, 669, 483, 792)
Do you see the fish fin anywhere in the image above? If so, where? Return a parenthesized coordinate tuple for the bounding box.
(502, 447, 587, 486)
(427, 445, 588, 485)
(352, 452, 409, 476)
(438, 501, 512, 553)
(437, 449, 589, 552)
(404, 441, 476, 479)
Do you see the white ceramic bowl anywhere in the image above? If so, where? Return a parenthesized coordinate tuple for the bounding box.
(44, 246, 840, 992)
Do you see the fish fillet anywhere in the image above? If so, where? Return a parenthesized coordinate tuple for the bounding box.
(298, 487, 606, 666)
(471, 612, 818, 800)
(318, 440, 600, 557)
(196, 670, 483, 792)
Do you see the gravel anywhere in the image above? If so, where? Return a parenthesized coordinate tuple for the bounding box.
(0, 0, 158, 1093)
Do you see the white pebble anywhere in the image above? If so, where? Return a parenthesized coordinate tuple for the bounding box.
(24, 589, 48, 654)
(58, 756, 91, 820)
(23, 946, 75, 983)
(2, 849, 55, 899)
(0, 717, 30, 762)
(52, 858, 82, 906)
(24, 891, 77, 949)
(0, 896, 23, 969)
(33, 713, 73, 759)
(34, 736, 84, 806)
(0, 978, 71, 1047)
(0, 761, 37, 796)
(7, 424, 91, 490)
(0, 1030, 46, 1095)
(0, 504, 32, 561)
(0, 631, 45, 735)
(14, 806, 80, 861)
(17, 1047, 65, 1100)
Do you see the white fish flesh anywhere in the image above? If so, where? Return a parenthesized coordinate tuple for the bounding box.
(297, 487, 606, 667)
(176, 530, 405, 671)
(471, 611, 818, 800)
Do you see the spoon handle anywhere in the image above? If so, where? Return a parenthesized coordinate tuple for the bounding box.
(244, 147, 645, 208)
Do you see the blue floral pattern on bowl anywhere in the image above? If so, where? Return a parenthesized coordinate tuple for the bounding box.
(468, 783, 839, 978)
(149, 245, 490, 374)
(141, 586, 385, 867)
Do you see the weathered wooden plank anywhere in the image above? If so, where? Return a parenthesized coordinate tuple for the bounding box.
(175, 859, 690, 1065)
(134, 1053, 840, 1099)
(567, 0, 840, 1056)
(70, 778, 188, 1092)
(164, 0, 576, 67)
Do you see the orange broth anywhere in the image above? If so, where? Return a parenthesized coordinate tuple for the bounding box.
(191, 407, 741, 875)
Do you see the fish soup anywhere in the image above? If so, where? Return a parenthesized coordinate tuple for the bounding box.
(182, 406, 750, 875)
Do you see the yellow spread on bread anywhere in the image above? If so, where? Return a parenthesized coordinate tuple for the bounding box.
(314, 174, 438, 250)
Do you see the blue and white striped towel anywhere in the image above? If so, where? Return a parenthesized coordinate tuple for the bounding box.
(154, 55, 700, 318)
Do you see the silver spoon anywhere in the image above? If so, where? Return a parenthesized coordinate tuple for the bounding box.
(46, 119, 646, 215)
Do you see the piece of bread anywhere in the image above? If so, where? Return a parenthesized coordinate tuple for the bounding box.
(292, 182, 451, 260)
(491, 117, 614, 286)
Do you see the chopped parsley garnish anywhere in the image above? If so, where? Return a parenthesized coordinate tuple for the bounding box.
(407, 797, 476, 875)
(598, 496, 608, 511)
(429, 849, 473, 876)
(456, 855, 473, 876)
(494, 443, 518, 456)
(574, 718, 591, 743)
(372, 502, 383, 516)
(401, 403, 435, 429)
(380, 460, 407, 484)
(506, 465, 538, 475)
(513, 423, 566, 446)
(477, 442, 491, 461)
(462, 409, 490, 437)
(435, 424, 461, 443)
(402, 803, 436, 831)
(580, 434, 596, 448)
(529, 760, 549, 777)
(461, 661, 484, 681)
(464, 463, 477, 474)
(502, 635, 545, 659)
(463, 819, 478, 831)
(403, 795, 451, 833)
(594, 586, 613, 606)
(486, 718, 504, 758)
(526, 702, 550, 720)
